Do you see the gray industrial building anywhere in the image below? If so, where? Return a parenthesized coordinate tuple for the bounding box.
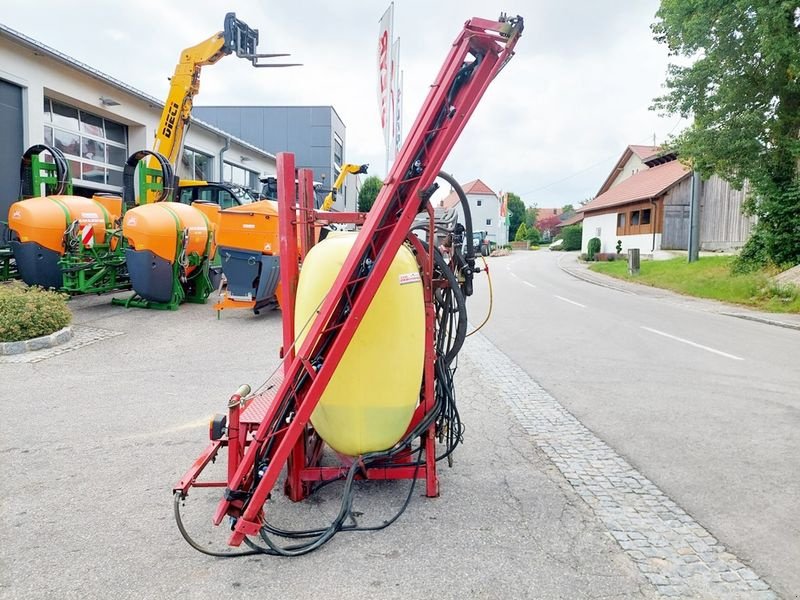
(194, 106, 356, 211)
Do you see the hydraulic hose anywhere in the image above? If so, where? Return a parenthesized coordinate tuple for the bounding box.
(123, 150, 175, 208)
(20, 144, 70, 197)
(436, 171, 473, 259)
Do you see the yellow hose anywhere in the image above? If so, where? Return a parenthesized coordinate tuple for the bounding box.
(466, 255, 493, 337)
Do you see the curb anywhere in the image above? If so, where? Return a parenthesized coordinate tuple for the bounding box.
(556, 255, 800, 332)
(0, 326, 74, 355)
(719, 312, 800, 332)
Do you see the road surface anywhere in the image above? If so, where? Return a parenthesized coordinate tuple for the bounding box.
(469, 250, 799, 597)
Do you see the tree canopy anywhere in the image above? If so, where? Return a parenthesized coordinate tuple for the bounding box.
(524, 205, 539, 229)
(358, 176, 383, 212)
(652, 1, 800, 267)
(514, 222, 529, 242)
(506, 192, 525, 240)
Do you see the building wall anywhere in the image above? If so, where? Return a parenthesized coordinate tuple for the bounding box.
(451, 193, 507, 245)
(581, 212, 619, 253)
(0, 34, 274, 212)
(609, 154, 646, 189)
(699, 175, 756, 251)
(194, 106, 355, 211)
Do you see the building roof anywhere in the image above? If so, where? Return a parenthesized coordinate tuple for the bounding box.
(596, 144, 662, 196)
(439, 178, 497, 209)
(579, 159, 691, 214)
(556, 212, 584, 228)
(0, 23, 276, 162)
(628, 145, 661, 161)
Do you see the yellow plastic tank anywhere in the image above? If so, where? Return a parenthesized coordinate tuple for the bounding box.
(8, 194, 121, 253)
(294, 233, 425, 456)
(122, 202, 211, 267)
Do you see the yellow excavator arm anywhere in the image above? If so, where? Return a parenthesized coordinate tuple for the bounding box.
(145, 13, 299, 200)
(320, 164, 369, 211)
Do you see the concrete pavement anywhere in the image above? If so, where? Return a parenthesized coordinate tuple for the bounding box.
(1, 291, 653, 600)
(469, 250, 798, 598)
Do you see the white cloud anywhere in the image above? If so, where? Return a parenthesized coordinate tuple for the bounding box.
(3, 0, 682, 207)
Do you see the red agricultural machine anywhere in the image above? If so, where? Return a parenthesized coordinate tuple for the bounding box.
(174, 14, 523, 556)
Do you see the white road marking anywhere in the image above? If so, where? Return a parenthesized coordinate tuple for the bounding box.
(641, 326, 744, 361)
(522, 281, 537, 289)
(510, 271, 520, 279)
(554, 295, 586, 308)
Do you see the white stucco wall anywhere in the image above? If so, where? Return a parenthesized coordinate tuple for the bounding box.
(610, 154, 646, 189)
(0, 35, 274, 191)
(581, 213, 618, 252)
(582, 212, 662, 254)
(452, 193, 508, 245)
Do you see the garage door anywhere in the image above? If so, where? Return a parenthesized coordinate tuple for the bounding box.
(0, 79, 23, 236)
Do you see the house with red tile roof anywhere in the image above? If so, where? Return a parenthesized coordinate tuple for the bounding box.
(577, 145, 756, 254)
(438, 178, 508, 244)
(577, 150, 691, 254)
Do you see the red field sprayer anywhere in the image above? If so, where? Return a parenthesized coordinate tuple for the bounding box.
(174, 14, 523, 556)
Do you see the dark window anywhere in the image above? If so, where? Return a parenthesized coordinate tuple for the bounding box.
(219, 189, 238, 209)
(641, 208, 651, 225)
(617, 213, 626, 228)
(45, 97, 127, 190)
(81, 138, 105, 162)
(52, 101, 79, 130)
(486, 218, 492, 226)
(104, 121, 126, 144)
(333, 135, 343, 166)
(477, 199, 482, 206)
(80, 112, 104, 137)
(630, 210, 640, 226)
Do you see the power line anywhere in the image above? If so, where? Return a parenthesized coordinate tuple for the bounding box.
(515, 125, 687, 199)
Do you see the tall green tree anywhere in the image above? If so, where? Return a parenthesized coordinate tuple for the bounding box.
(652, 1, 800, 268)
(358, 176, 383, 212)
(524, 205, 539, 229)
(514, 222, 529, 242)
(561, 204, 575, 216)
(506, 192, 525, 240)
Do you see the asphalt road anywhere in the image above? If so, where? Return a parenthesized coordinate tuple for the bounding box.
(1, 291, 653, 600)
(468, 250, 800, 598)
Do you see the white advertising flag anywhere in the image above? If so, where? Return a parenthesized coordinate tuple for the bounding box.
(391, 38, 402, 159)
(377, 3, 394, 169)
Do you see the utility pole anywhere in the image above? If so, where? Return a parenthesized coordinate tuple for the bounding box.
(687, 171, 702, 262)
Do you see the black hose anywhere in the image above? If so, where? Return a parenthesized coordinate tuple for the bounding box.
(436, 171, 473, 260)
(20, 144, 70, 197)
(123, 150, 175, 208)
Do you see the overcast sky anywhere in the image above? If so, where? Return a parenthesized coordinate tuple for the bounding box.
(3, 0, 683, 208)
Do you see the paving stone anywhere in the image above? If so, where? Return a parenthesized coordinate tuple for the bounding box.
(0, 326, 123, 364)
(466, 334, 778, 599)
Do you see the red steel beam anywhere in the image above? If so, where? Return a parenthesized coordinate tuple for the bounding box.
(218, 15, 523, 546)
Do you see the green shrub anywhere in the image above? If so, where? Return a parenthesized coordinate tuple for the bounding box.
(587, 237, 601, 260)
(514, 222, 529, 242)
(732, 226, 772, 274)
(0, 283, 72, 342)
(561, 225, 583, 251)
(526, 226, 542, 244)
(616, 239, 623, 254)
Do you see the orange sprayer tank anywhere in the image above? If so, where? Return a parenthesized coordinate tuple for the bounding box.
(8, 194, 121, 254)
(8, 194, 122, 289)
(215, 199, 281, 254)
(122, 202, 211, 266)
(121, 202, 213, 305)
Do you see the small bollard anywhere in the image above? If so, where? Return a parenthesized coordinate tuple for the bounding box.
(628, 248, 640, 275)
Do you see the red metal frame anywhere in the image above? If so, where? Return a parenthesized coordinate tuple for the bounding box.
(174, 15, 523, 549)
